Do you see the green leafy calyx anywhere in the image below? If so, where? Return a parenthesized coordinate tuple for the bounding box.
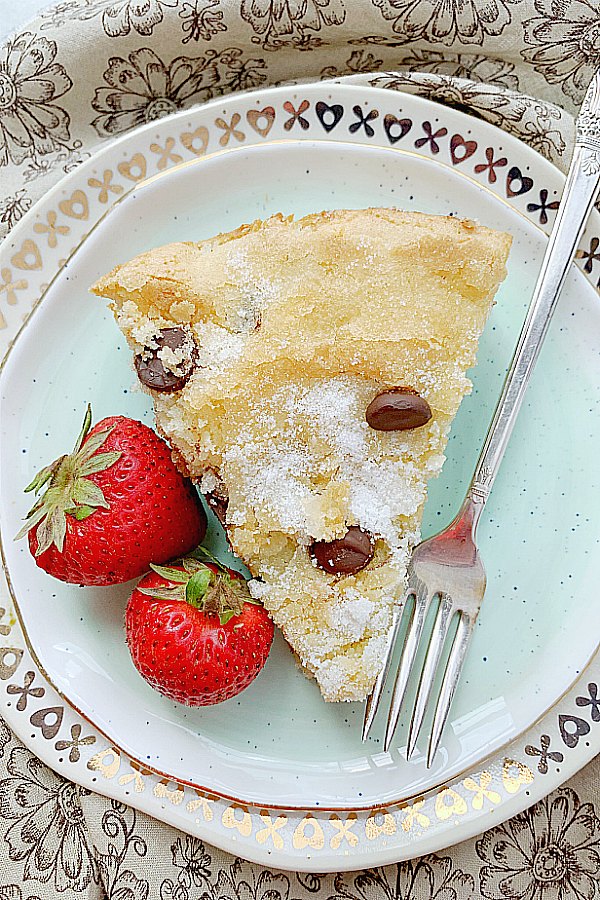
(139, 558, 253, 626)
(15, 405, 122, 556)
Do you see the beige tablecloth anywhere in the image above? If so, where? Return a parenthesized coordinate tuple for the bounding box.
(1, 0, 599, 895)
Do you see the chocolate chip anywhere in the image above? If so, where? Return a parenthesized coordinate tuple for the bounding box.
(135, 327, 196, 393)
(366, 388, 432, 431)
(206, 492, 228, 526)
(310, 526, 374, 576)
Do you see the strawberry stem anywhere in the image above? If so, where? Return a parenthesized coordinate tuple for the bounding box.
(73, 404, 92, 454)
(185, 569, 212, 607)
(24, 458, 63, 494)
(149, 563, 189, 583)
(141, 558, 251, 625)
(15, 405, 122, 555)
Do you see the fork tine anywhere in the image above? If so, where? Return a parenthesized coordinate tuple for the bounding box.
(383, 584, 431, 752)
(362, 602, 403, 741)
(406, 594, 455, 760)
(426, 613, 476, 768)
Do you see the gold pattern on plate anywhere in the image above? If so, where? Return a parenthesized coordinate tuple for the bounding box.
(246, 106, 276, 138)
(87, 745, 121, 779)
(502, 758, 534, 794)
(88, 170, 124, 204)
(7, 670, 44, 710)
(435, 787, 468, 821)
(215, 114, 245, 147)
(58, 190, 89, 221)
(55, 723, 96, 763)
(365, 808, 397, 840)
(0, 607, 12, 637)
(118, 759, 152, 793)
(283, 100, 310, 131)
(0, 267, 19, 308)
(180, 126, 210, 156)
(186, 790, 215, 821)
(33, 211, 70, 248)
(256, 810, 287, 848)
(0, 647, 23, 681)
(118, 153, 147, 182)
(0, 268, 27, 328)
(222, 804, 253, 836)
(150, 138, 183, 171)
(292, 814, 325, 850)
(463, 771, 502, 810)
(400, 797, 430, 832)
(154, 778, 186, 805)
(329, 813, 359, 849)
(10, 239, 42, 271)
(29, 705, 63, 739)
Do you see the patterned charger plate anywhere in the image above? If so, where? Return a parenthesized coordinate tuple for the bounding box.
(1, 83, 599, 870)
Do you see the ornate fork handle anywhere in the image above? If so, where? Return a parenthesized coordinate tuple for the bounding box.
(467, 71, 600, 525)
(578, 73, 600, 169)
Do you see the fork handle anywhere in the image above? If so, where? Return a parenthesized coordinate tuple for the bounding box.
(466, 71, 600, 529)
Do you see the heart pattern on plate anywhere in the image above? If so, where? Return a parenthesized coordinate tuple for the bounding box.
(118, 153, 147, 182)
(247, 107, 276, 138)
(0, 648, 23, 681)
(450, 134, 478, 165)
(59, 190, 89, 220)
(558, 714, 591, 748)
(292, 814, 325, 850)
(506, 165, 534, 197)
(315, 101, 343, 133)
(383, 114, 412, 144)
(11, 239, 42, 271)
(30, 705, 64, 739)
(180, 126, 209, 157)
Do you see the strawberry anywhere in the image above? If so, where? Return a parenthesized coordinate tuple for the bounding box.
(125, 554, 274, 705)
(17, 406, 207, 585)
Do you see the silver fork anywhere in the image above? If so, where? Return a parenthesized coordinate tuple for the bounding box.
(362, 70, 600, 765)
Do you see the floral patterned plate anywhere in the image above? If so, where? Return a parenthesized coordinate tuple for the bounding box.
(1, 82, 599, 870)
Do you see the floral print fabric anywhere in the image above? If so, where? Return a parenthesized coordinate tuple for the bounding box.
(0, 0, 599, 895)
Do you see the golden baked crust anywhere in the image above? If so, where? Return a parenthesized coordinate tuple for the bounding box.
(92, 208, 511, 702)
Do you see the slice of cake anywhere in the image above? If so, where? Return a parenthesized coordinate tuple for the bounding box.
(92, 209, 511, 702)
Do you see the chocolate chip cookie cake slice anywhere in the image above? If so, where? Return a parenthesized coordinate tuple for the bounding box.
(92, 209, 511, 702)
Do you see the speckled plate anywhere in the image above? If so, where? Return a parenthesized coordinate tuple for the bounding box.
(1, 83, 600, 871)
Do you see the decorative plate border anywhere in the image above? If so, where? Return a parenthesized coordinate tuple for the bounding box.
(0, 83, 599, 870)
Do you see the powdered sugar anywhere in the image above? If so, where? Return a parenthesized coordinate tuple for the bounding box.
(349, 458, 422, 542)
(193, 322, 246, 375)
(157, 343, 189, 374)
(117, 301, 161, 349)
(224, 442, 314, 534)
(248, 579, 268, 600)
(295, 380, 367, 459)
(225, 248, 279, 330)
(214, 376, 428, 582)
(283, 378, 422, 549)
(326, 594, 374, 642)
(199, 470, 219, 494)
